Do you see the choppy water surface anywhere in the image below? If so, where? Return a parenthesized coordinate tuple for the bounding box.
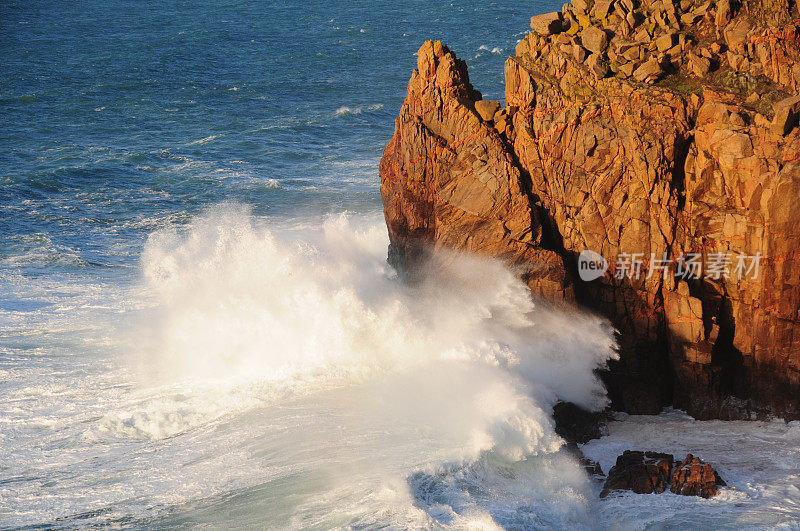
(2, 1, 800, 528)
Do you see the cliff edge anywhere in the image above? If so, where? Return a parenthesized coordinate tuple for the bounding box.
(380, 0, 800, 419)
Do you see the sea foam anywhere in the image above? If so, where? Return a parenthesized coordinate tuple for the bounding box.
(119, 205, 619, 526)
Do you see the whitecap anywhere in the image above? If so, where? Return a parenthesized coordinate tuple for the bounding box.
(187, 134, 221, 146)
(335, 106, 362, 116)
(477, 45, 503, 55)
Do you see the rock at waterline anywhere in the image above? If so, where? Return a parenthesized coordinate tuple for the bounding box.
(601, 450, 725, 498)
(671, 453, 727, 498)
(553, 401, 607, 444)
(600, 450, 674, 497)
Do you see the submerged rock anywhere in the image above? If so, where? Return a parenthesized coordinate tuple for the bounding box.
(564, 442, 606, 480)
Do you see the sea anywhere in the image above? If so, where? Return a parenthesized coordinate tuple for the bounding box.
(2, 0, 799, 528)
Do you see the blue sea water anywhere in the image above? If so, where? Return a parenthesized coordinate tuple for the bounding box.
(2, 0, 547, 265)
(3, 1, 800, 529)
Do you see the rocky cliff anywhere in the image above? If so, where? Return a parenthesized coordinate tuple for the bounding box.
(380, 0, 800, 419)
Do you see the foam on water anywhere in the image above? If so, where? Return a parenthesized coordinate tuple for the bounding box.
(582, 410, 800, 528)
(1, 206, 618, 527)
(2, 207, 800, 528)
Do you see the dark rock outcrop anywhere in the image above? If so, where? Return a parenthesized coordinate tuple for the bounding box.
(564, 442, 607, 479)
(380, 0, 800, 420)
(600, 450, 674, 497)
(601, 450, 724, 498)
(553, 401, 608, 443)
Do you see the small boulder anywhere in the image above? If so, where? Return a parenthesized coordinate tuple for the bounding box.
(593, 0, 614, 19)
(633, 57, 663, 82)
(493, 109, 507, 131)
(616, 17, 632, 37)
(573, 44, 589, 62)
(724, 19, 751, 54)
(667, 11, 680, 27)
(618, 61, 636, 77)
(715, 0, 732, 27)
(601, 451, 674, 497)
(655, 32, 675, 52)
(515, 38, 530, 57)
(635, 27, 652, 43)
(474, 100, 501, 122)
(573, 0, 591, 15)
(495, 116, 508, 134)
(681, 12, 700, 24)
(587, 52, 610, 79)
(727, 51, 748, 70)
(771, 95, 800, 136)
(582, 26, 609, 53)
(531, 12, 564, 35)
(626, 11, 638, 29)
(666, 44, 682, 57)
(622, 44, 642, 61)
(729, 112, 747, 127)
(687, 52, 711, 76)
(671, 454, 726, 498)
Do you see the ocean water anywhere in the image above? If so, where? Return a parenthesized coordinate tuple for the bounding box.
(2, 0, 800, 529)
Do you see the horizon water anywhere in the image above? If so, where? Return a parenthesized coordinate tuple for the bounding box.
(2, 0, 800, 528)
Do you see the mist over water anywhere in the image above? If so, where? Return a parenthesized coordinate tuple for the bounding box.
(134, 206, 617, 410)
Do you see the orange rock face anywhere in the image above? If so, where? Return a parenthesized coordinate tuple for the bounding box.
(380, 41, 572, 300)
(600, 451, 675, 497)
(380, 3, 800, 419)
(671, 454, 727, 498)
